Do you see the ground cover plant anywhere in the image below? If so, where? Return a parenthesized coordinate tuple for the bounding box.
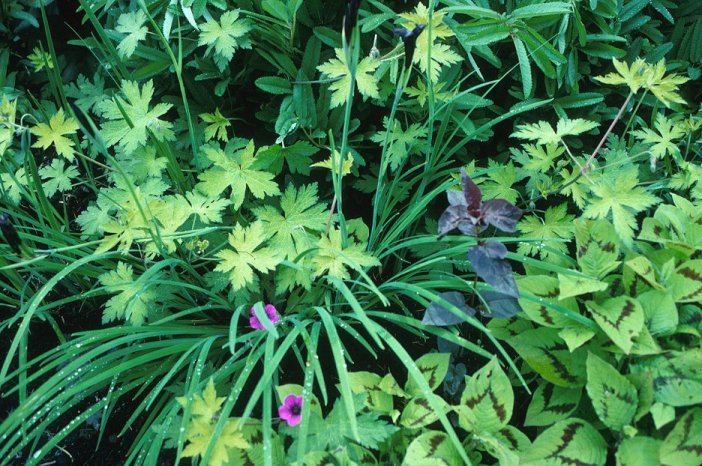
(1, 0, 701, 464)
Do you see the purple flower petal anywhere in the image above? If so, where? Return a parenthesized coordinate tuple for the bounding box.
(250, 304, 280, 330)
(278, 394, 303, 427)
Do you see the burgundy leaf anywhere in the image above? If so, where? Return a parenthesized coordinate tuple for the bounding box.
(438, 205, 470, 237)
(468, 243, 519, 298)
(422, 291, 476, 326)
(460, 169, 482, 211)
(457, 221, 478, 236)
(446, 189, 467, 207)
(481, 199, 523, 233)
(480, 290, 522, 318)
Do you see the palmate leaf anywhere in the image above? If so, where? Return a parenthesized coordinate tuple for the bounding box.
(96, 80, 174, 154)
(176, 378, 226, 423)
(398, 2, 462, 82)
(312, 227, 380, 280)
(98, 262, 172, 325)
(65, 73, 108, 113)
(253, 183, 327, 260)
(317, 48, 380, 108)
(512, 118, 598, 145)
(583, 172, 658, 247)
(518, 203, 575, 260)
(30, 108, 80, 160)
(214, 221, 282, 291)
(198, 10, 252, 71)
(370, 117, 428, 172)
(632, 113, 684, 160)
(176, 380, 249, 466)
(197, 140, 280, 210)
(39, 158, 79, 197)
(115, 10, 148, 58)
(199, 107, 230, 142)
(594, 58, 689, 107)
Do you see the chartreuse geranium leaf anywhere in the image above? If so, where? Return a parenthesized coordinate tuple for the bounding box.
(30, 108, 79, 160)
(669, 260, 702, 303)
(522, 418, 606, 466)
(512, 117, 598, 145)
(632, 113, 684, 161)
(660, 408, 702, 465)
(583, 173, 658, 247)
(517, 203, 575, 260)
(257, 141, 318, 175)
(312, 227, 379, 280)
(176, 379, 250, 466)
(616, 436, 662, 466)
(253, 183, 327, 260)
(115, 10, 148, 58)
(198, 10, 252, 71)
(99, 262, 173, 325)
(398, 2, 462, 82)
(317, 48, 380, 108)
(214, 221, 282, 291)
(456, 357, 513, 433)
(311, 150, 353, 176)
(594, 58, 689, 107)
(586, 352, 638, 431)
(509, 327, 586, 387)
(405, 353, 450, 396)
(586, 297, 644, 354)
(525, 382, 581, 426)
(197, 140, 280, 210)
(199, 108, 230, 142)
(96, 80, 174, 154)
(370, 117, 428, 172)
(39, 158, 79, 197)
(402, 431, 463, 466)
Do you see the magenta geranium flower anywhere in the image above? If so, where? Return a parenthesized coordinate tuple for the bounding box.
(278, 394, 303, 427)
(249, 304, 280, 330)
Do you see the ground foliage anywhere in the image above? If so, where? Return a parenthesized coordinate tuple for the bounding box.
(1, 0, 702, 465)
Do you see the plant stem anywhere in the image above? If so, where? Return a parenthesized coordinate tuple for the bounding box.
(582, 91, 634, 173)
